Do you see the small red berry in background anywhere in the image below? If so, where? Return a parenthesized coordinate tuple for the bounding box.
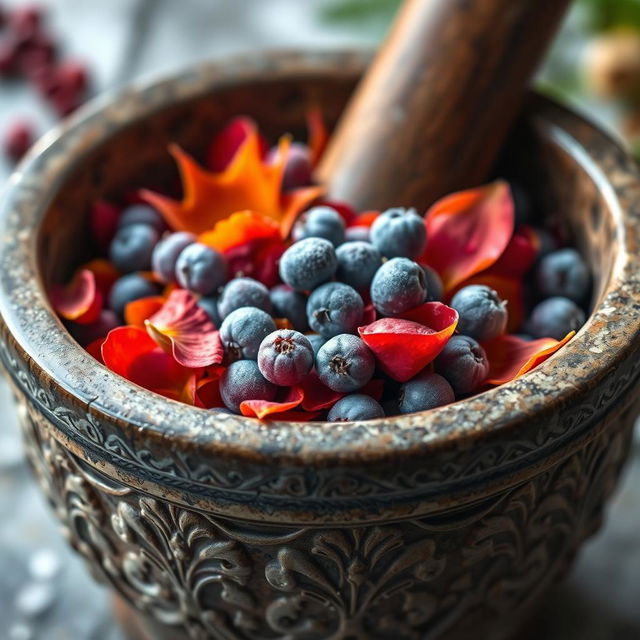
(0, 3, 92, 164)
(3, 120, 35, 163)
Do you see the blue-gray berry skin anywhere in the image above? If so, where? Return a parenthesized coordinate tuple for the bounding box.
(279, 238, 338, 292)
(315, 334, 375, 392)
(293, 206, 346, 246)
(118, 204, 167, 234)
(270, 285, 309, 332)
(109, 223, 159, 273)
(257, 329, 314, 386)
(422, 265, 444, 302)
(450, 285, 508, 342)
(175, 243, 227, 296)
(307, 282, 364, 338)
(435, 335, 489, 395)
(370, 207, 427, 259)
(219, 307, 277, 361)
(527, 296, 586, 340)
(197, 296, 221, 328)
(398, 372, 454, 414)
(536, 248, 590, 303)
(344, 226, 370, 242)
(220, 360, 277, 414)
(109, 274, 160, 318)
(335, 241, 382, 292)
(327, 394, 385, 421)
(370, 257, 427, 317)
(151, 231, 195, 283)
(217, 277, 272, 319)
(307, 334, 326, 355)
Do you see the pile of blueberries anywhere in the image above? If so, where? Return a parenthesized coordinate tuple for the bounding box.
(89, 195, 589, 421)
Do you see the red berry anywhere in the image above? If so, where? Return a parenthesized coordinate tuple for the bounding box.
(3, 120, 35, 163)
(9, 6, 43, 40)
(55, 59, 88, 94)
(51, 86, 83, 118)
(19, 33, 56, 76)
(0, 39, 20, 77)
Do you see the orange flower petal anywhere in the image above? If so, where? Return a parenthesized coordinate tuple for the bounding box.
(141, 133, 295, 234)
(484, 332, 575, 386)
(124, 296, 166, 328)
(353, 210, 380, 228)
(423, 180, 515, 292)
(50, 269, 102, 324)
(146, 290, 224, 368)
(199, 210, 280, 253)
(240, 386, 304, 419)
(206, 116, 267, 171)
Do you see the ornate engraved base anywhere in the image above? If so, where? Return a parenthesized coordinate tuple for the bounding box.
(14, 385, 636, 640)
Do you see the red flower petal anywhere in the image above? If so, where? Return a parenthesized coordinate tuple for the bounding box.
(423, 180, 515, 292)
(90, 200, 120, 252)
(361, 378, 384, 401)
(491, 224, 539, 278)
(298, 370, 344, 411)
(358, 302, 458, 382)
(195, 377, 224, 409)
(124, 296, 166, 328)
(484, 332, 575, 386)
(85, 337, 105, 363)
(50, 269, 102, 325)
(353, 210, 380, 228)
(81, 258, 120, 298)
(240, 386, 304, 419)
(146, 290, 224, 368)
(206, 116, 267, 171)
(102, 326, 201, 403)
(268, 410, 321, 422)
(362, 304, 377, 325)
(306, 107, 328, 167)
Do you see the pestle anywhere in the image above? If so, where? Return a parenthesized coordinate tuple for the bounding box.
(317, 0, 571, 211)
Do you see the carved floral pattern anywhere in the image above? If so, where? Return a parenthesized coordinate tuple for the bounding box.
(16, 386, 634, 640)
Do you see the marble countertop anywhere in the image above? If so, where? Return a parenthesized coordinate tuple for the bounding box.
(0, 1, 638, 638)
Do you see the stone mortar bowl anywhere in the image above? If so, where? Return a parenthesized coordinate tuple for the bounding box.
(0, 51, 639, 640)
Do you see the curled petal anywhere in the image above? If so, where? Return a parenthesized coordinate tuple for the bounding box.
(358, 302, 459, 382)
(240, 386, 304, 419)
(423, 180, 515, 292)
(81, 258, 120, 298)
(484, 332, 575, 386)
(491, 224, 539, 277)
(298, 370, 344, 411)
(146, 290, 224, 368)
(195, 377, 224, 409)
(50, 269, 102, 325)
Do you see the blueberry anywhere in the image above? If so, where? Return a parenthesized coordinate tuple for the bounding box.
(307, 282, 364, 338)
(327, 394, 385, 421)
(370, 257, 427, 316)
(450, 285, 508, 342)
(70, 309, 120, 346)
(370, 207, 427, 259)
(175, 243, 227, 296)
(257, 329, 314, 385)
(279, 238, 337, 292)
(335, 241, 382, 292)
(118, 204, 167, 234)
(151, 231, 196, 284)
(435, 335, 489, 395)
(534, 228, 558, 259)
(398, 372, 454, 414)
(220, 360, 277, 414)
(307, 333, 326, 355)
(344, 226, 370, 242)
(109, 274, 160, 318)
(270, 285, 309, 332)
(315, 334, 375, 392)
(527, 296, 586, 340)
(109, 223, 159, 273)
(219, 307, 277, 361)
(536, 248, 590, 303)
(197, 296, 222, 328)
(217, 277, 272, 319)
(421, 265, 444, 302)
(293, 206, 346, 246)
(270, 142, 312, 190)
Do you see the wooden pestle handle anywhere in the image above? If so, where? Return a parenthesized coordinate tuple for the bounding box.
(317, 0, 571, 211)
